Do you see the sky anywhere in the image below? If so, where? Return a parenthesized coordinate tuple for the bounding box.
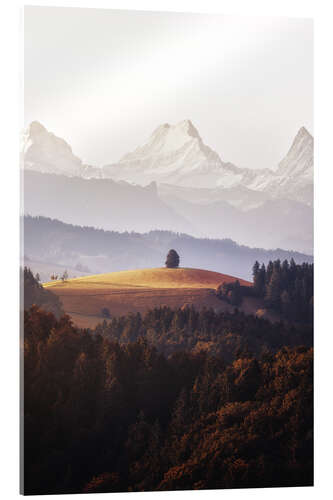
(24, 7, 313, 170)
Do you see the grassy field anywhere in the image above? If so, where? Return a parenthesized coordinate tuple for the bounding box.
(43, 267, 255, 328)
(44, 267, 251, 290)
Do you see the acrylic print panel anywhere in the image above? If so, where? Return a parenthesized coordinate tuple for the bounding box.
(21, 6, 313, 495)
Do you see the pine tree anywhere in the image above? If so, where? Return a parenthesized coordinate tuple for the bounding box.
(230, 280, 242, 306)
(252, 261, 260, 292)
(265, 268, 281, 310)
(253, 263, 266, 296)
(281, 290, 292, 318)
(252, 261, 260, 281)
(266, 261, 274, 285)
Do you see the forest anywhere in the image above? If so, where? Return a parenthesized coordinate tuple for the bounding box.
(252, 259, 313, 323)
(215, 259, 313, 325)
(93, 306, 312, 362)
(23, 266, 313, 494)
(23, 267, 63, 318)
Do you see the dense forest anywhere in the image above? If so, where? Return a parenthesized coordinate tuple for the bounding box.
(252, 259, 313, 323)
(24, 306, 313, 494)
(93, 306, 312, 362)
(215, 259, 313, 325)
(23, 269, 313, 494)
(23, 266, 63, 318)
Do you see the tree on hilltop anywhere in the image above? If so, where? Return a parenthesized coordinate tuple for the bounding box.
(165, 249, 180, 268)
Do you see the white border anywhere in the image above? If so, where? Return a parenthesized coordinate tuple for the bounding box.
(1, 1, 332, 499)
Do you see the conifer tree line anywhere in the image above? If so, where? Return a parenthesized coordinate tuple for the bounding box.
(94, 305, 312, 362)
(22, 267, 313, 494)
(252, 259, 313, 322)
(23, 305, 313, 494)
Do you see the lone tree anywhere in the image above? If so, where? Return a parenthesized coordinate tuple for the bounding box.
(165, 249, 180, 268)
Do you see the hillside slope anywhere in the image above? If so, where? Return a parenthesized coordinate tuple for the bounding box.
(43, 267, 272, 328)
(45, 267, 251, 290)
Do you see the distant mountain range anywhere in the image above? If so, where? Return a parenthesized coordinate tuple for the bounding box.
(103, 121, 313, 206)
(23, 215, 313, 283)
(22, 120, 313, 253)
(24, 170, 191, 234)
(23, 119, 313, 206)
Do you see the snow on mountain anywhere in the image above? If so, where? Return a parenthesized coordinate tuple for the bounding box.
(102, 120, 245, 189)
(277, 126, 313, 178)
(23, 121, 102, 178)
(22, 120, 313, 253)
(102, 120, 313, 205)
(22, 120, 313, 206)
(259, 126, 313, 204)
(158, 183, 271, 211)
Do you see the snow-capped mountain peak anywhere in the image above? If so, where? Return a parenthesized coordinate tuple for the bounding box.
(253, 126, 313, 205)
(121, 119, 207, 160)
(276, 126, 313, 177)
(22, 120, 313, 206)
(28, 120, 47, 136)
(102, 120, 235, 188)
(23, 121, 102, 178)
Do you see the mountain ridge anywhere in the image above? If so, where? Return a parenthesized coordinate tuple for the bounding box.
(24, 214, 313, 283)
(22, 120, 313, 206)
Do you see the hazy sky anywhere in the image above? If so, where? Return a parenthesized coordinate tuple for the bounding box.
(24, 7, 313, 169)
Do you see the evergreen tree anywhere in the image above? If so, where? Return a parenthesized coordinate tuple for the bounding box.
(252, 261, 260, 280)
(266, 261, 274, 285)
(281, 290, 292, 318)
(230, 280, 242, 306)
(253, 263, 266, 296)
(265, 268, 281, 310)
(252, 261, 260, 291)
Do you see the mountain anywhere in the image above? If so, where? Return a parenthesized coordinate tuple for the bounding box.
(22, 120, 313, 206)
(23, 215, 313, 282)
(102, 120, 244, 189)
(102, 119, 279, 192)
(22, 120, 313, 252)
(23, 170, 193, 234)
(258, 126, 314, 205)
(101, 120, 313, 206)
(161, 195, 313, 253)
(158, 183, 271, 211)
(22, 121, 102, 178)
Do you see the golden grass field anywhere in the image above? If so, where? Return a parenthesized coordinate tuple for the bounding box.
(44, 267, 257, 328)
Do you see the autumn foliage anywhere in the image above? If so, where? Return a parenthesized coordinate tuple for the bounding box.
(23, 304, 313, 494)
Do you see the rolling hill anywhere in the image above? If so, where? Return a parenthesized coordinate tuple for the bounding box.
(44, 267, 251, 290)
(42, 267, 274, 329)
(24, 215, 313, 283)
